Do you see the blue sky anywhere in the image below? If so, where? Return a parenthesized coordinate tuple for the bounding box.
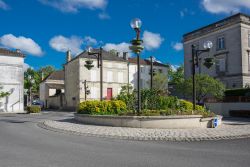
(1, 0, 250, 70)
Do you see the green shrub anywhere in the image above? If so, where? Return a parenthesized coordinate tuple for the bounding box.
(225, 88, 250, 97)
(179, 100, 205, 112)
(26, 105, 41, 113)
(78, 100, 127, 115)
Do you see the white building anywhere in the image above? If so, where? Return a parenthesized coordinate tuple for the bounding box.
(183, 13, 250, 88)
(0, 48, 25, 112)
(39, 70, 64, 108)
(128, 57, 168, 89)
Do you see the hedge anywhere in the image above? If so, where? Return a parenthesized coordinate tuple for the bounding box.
(27, 105, 41, 113)
(225, 88, 250, 97)
(78, 100, 127, 115)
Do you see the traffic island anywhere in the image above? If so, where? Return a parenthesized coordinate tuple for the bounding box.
(74, 114, 222, 129)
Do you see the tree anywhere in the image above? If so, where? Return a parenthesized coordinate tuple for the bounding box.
(24, 66, 55, 93)
(38, 65, 55, 80)
(176, 74, 225, 103)
(151, 72, 168, 94)
(167, 64, 184, 84)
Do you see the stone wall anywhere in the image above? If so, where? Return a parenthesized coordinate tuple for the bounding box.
(205, 102, 250, 116)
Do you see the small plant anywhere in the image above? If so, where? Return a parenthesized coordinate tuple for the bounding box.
(26, 105, 41, 113)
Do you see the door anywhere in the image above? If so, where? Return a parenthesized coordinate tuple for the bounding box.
(107, 88, 113, 100)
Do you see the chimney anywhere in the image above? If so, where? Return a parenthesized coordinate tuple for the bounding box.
(123, 52, 128, 60)
(66, 50, 72, 62)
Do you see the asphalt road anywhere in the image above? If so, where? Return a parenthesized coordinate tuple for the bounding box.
(0, 112, 250, 167)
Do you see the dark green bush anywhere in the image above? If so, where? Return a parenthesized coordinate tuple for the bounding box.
(78, 100, 127, 115)
(26, 105, 41, 113)
(225, 88, 250, 97)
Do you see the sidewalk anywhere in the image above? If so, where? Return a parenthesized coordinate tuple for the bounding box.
(40, 118, 250, 142)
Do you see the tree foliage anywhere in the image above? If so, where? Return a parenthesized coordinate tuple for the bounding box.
(152, 72, 168, 94)
(176, 74, 225, 102)
(167, 64, 184, 84)
(24, 66, 55, 93)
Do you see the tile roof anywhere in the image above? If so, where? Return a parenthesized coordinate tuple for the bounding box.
(66, 49, 127, 65)
(128, 57, 167, 67)
(43, 70, 64, 81)
(0, 48, 25, 57)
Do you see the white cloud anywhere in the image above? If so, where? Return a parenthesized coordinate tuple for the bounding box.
(23, 63, 33, 71)
(98, 12, 110, 19)
(172, 42, 183, 51)
(49, 35, 83, 55)
(103, 42, 130, 53)
(202, 0, 250, 14)
(142, 30, 164, 50)
(39, 0, 108, 13)
(0, 0, 9, 10)
(0, 34, 43, 56)
(83, 36, 98, 46)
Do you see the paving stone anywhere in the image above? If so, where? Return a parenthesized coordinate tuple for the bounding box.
(40, 120, 250, 142)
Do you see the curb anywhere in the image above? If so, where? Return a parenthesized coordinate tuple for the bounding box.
(38, 121, 250, 142)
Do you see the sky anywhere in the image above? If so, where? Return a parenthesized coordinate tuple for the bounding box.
(1, 0, 250, 70)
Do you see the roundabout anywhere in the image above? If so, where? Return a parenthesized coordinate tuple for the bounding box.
(40, 117, 250, 142)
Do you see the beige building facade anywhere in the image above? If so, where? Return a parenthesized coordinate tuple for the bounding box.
(39, 70, 64, 108)
(183, 13, 250, 88)
(64, 50, 128, 109)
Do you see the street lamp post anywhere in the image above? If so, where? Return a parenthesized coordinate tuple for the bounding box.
(150, 56, 156, 90)
(83, 80, 90, 101)
(191, 41, 214, 111)
(129, 18, 144, 115)
(84, 47, 103, 101)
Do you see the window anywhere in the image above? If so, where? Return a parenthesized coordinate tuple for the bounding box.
(118, 72, 124, 83)
(216, 58, 226, 73)
(158, 69, 163, 73)
(217, 37, 225, 50)
(90, 70, 97, 81)
(107, 71, 113, 82)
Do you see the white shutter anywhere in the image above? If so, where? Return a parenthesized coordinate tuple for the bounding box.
(107, 71, 113, 82)
(91, 70, 97, 81)
(90, 87, 97, 99)
(118, 72, 124, 83)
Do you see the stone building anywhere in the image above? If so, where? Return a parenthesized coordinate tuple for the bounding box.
(64, 50, 128, 109)
(0, 48, 25, 112)
(183, 13, 250, 88)
(39, 70, 64, 109)
(128, 57, 168, 89)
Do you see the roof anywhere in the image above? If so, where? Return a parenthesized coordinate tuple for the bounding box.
(183, 13, 250, 42)
(46, 83, 64, 89)
(128, 57, 168, 67)
(42, 70, 64, 82)
(0, 48, 25, 58)
(65, 49, 127, 65)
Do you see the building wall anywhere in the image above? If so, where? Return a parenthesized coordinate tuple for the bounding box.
(78, 58, 128, 102)
(0, 55, 24, 112)
(129, 63, 168, 89)
(64, 59, 79, 109)
(240, 23, 250, 87)
(184, 23, 244, 88)
(206, 102, 250, 116)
